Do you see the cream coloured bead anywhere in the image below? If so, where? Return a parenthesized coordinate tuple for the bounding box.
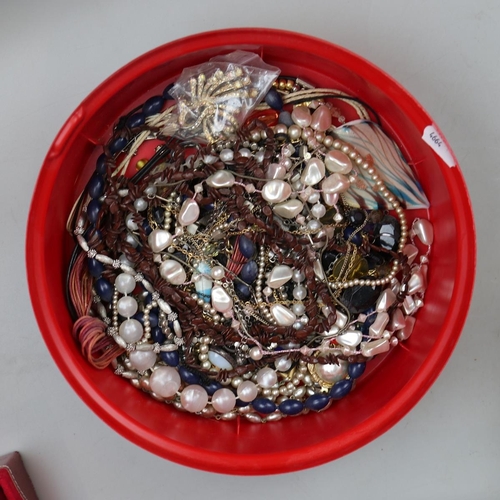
(159, 260, 186, 285)
(273, 199, 304, 219)
(148, 229, 173, 253)
(261, 180, 292, 203)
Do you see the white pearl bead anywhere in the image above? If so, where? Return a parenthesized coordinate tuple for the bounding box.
(237, 380, 258, 402)
(376, 288, 397, 312)
(336, 329, 362, 348)
(301, 158, 326, 186)
(149, 366, 181, 397)
(292, 303, 306, 315)
(211, 388, 236, 413)
(206, 170, 235, 188)
(211, 285, 233, 313)
(125, 213, 138, 231)
(275, 356, 292, 372)
(315, 359, 348, 383)
(210, 265, 225, 280)
(267, 265, 293, 288)
(180, 385, 208, 413)
(272, 199, 304, 219)
(369, 312, 390, 338)
(293, 285, 307, 300)
(115, 273, 136, 295)
(219, 149, 234, 162)
(117, 296, 138, 317)
(177, 198, 200, 226)
(361, 338, 390, 357)
(129, 350, 156, 371)
(256, 367, 278, 388)
(324, 150, 352, 174)
(119, 318, 143, 343)
(148, 229, 173, 253)
(249, 346, 263, 360)
(311, 203, 326, 219)
(261, 180, 292, 203)
(413, 218, 434, 245)
(159, 260, 186, 285)
(266, 163, 287, 180)
(134, 197, 148, 212)
(322, 173, 350, 194)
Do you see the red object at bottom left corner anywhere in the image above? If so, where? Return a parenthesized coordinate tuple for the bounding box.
(0, 452, 39, 500)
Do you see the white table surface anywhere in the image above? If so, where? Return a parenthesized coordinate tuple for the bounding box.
(1, 1, 497, 498)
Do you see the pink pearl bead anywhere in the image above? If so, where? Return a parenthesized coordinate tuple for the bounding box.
(256, 367, 277, 388)
(128, 350, 156, 371)
(180, 385, 208, 413)
(310, 105, 332, 132)
(237, 380, 258, 402)
(149, 366, 181, 398)
(291, 106, 312, 128)
(211, 388, 236, 413)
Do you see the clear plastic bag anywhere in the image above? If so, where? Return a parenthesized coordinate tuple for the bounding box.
(169, 51, 280, 143)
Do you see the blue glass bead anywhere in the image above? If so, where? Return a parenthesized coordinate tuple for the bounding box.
(160, 350, 179, 367)
(163, 83, 174, 100)
(96, 153, 108, 175)
(348, 362, 366, 379)
(278, 111, 293, 126)
(330, 379, 353, 399)
(142, 219, 152, 236)
(343, 226, 362, 246)
(252, 398, 277, 414)
(126, 112, 145, 129)
(279, 399, 304, 416)
(240, 260, 258, 284)
(149, 310, 159, 328)
(94, 277, 113, 302)
(375, 215, 401, 252)
(305, 394, 330, 411)
(109, 136, 128, 155)
(151, 326, 166, 344)
(238, 235, 255, 258)
(88, 172, 105, 199)
(87, 258, 104, 278)
(348, 209, 366, 227)
(265, 88, 283, 111)
(84, 225, 101, 241)
(234, 281, 251, 300)
(204, 380, 222, 396)
(152, 206, 164, 225)
(360, 313, 377, 336)
(178, 366, 200, 385)
(143, 96, 165, 117)
(236, 398, 250, 407)
(87, 199, 102, 224)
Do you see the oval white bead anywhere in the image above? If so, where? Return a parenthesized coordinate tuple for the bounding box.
(413, 218, 434, 245)
(324, 150, 352, 174)
(272, 199, 304, 219)
(301, 158, 326, 186)
(159, 260, 186, 285)
(211, 285, 233, 313)
(267, 265, 293, 288)
(148, 229, 173, 253)
(261, 180, 292, 203)
(208, 350, 233, 370)
(206, 170, 235, 188)
(177, 198, 200, 226)
(270, 304, 296, 326)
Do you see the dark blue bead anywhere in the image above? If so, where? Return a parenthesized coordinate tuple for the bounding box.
(305, 394, 330, 411)
(87, 258, 104, 278)
(151, 326, 166, 344)
(236, 398, 250, 407)
(234, 281, 251, 300)
(87, 199, 102, 224)
(279, 399, 304, 416)
(265, 88, 283, 111)
(96, 153, 108, 175)
(178, 366, 200, 384)
(109, 136, 128, 155)
(348, 209, 366, 226)
(252, 398, 277, 414)
(126, 112, 145, 129)
(152, 206, 164, 224)
(149, 310, 159, 328)
(87, 172, 105, 199)
(330, 379, 353, 399)
(160, 350, 179, 367)
(142, 219, 152, 236)
(240, 260, 258, 284)
(238, 235, 255, 259)
(94, 278, 113, 302)
(162, 83, 174, 100)
(278, 111, 293, 126)
(343, 226, 362, 246)
(143, 96, 165, 117)
(204, 380, 222, 396)
(348, 362, 366, 379)
(360, 313, 377, 335)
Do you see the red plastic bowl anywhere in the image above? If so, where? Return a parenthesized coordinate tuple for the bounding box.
(26, 28, 475, 474)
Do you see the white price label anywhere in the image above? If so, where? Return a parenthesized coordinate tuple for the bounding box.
(422, 125, 456, 167)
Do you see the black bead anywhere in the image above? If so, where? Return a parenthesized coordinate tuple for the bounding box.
(264, 88, 283, 111)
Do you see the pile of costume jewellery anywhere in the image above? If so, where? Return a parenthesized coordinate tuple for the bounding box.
(68, 51, 434, 422)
